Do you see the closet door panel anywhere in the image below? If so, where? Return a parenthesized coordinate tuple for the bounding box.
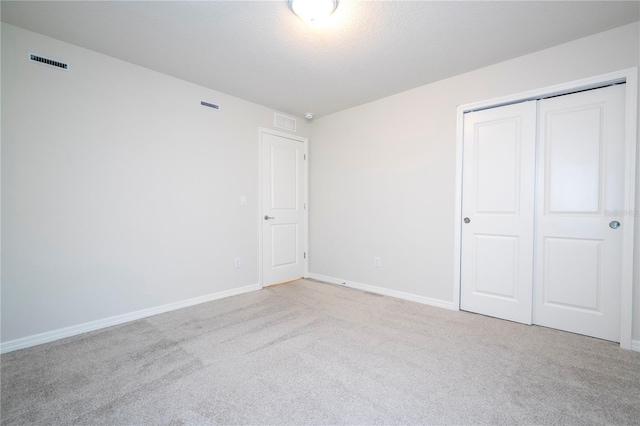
(534, 84, 625, 342)
(460, 101, 537, 324)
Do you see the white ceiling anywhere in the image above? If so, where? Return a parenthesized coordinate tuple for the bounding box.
(2, 1, 639, 118)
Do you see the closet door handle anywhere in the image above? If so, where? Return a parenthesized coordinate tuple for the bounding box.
(464, 217, 471, 224)
(609, 221, 620, 229)
(264, 215, 275, 221)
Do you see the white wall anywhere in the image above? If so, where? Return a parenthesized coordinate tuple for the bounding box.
(309, 23, 640, 341)
(3, 20, 640, 350)
(1, 23, 309, 345)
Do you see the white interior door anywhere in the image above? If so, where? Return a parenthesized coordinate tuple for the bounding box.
(460, 101, 537, 324)
(534, 84, 625, 341)
(261, 131, 306, 287)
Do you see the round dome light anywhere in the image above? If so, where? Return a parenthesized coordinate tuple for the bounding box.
(289, 0, 338, 22)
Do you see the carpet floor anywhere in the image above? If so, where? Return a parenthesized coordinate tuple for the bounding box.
(1, 279, 639, 425)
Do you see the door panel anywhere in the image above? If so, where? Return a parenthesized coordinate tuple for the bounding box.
(473, 234, 519, 299)
(460, 101, 537, 324)
(271, 145, 298, 210)
(475, 120, 521, 214)
(262, 132, 305, 286)
(542, 237, 602, 311)
(545, 106, 603, 214)
(534, 84, 625, 341)
(271, 224, 298, 267)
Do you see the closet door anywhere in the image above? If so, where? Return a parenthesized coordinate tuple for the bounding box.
(460, 101, 537, 324)
(534, 84, 625, 342)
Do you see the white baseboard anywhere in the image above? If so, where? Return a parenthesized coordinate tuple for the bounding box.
(0, 283, 261, 354)
(306, 273, 455, 311)
(632, 340, 640, 352)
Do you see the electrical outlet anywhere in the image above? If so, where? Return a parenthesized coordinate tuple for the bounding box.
(234, 257, 241, 269)
(240, 195, 247, 206)
(374, 256, 381, 267)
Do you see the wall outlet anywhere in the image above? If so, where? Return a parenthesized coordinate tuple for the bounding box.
(234, 257, 241, 269)
(240, 195, 247, 206)
(374, 256, 381, 267)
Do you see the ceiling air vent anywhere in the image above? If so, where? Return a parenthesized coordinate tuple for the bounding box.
(274, 113, 296, 132)
(28, 52, 69, 71)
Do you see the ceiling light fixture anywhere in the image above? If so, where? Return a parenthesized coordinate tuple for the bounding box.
(289, 0, 338, 22)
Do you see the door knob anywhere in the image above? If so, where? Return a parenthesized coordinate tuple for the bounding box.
(264, 215, 275, 220)
(609, 221, 620, 229)
(464, 217, 471, 224)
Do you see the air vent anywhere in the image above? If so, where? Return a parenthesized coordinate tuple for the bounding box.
(201, 101, 220, 110)
(28, 52, 69, 71)
(274, 113, 296, 132)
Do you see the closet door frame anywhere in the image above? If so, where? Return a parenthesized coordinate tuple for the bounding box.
(453, 68, 638, 350)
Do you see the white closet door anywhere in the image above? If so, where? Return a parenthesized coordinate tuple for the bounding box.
(534, 84, 625, 342)
(460, 101, 537, 324)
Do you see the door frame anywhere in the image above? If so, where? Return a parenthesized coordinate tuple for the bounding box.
(258, 127, 309, 289)
(453, 68, 639, 350)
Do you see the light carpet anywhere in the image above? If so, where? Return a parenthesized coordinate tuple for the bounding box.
(2, 279, 639, 425)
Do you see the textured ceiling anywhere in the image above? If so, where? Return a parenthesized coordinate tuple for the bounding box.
(2, 1, 639, 118)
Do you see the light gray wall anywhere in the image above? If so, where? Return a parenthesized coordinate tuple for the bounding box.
(1, 23, 309, 343)
(3, 21, 640, 348)
(309, 23, 640, 340)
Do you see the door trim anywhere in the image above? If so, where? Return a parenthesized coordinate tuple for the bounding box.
(453, 68, 638, 350)
(258, 127, 309, 289)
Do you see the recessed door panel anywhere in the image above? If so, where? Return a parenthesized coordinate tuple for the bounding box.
(476, 120, 520, 214)
(271, 224, 298, 268)
(545, 106, 603, 214)
(542, 237, 601, 311)
(473, 235, 519, 300)
(271, 145, 298, 210)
